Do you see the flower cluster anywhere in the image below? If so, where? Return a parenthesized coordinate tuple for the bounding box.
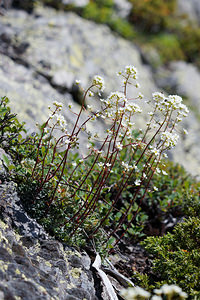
(161, 131, 179, 149)
(119, 65, 138, 80)
(152, 92, 189, 117)
(154, 284, 188, 299)
(120, 284, 187, 300)
(92, 75, 105, 91)
(120, 286, 150, 300)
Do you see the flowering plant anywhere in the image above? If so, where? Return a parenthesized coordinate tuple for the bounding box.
(17, 65, 189, 248)
(120, 284, 187, 300)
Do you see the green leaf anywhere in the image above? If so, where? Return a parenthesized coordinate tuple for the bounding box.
(2, 154, 10, 167)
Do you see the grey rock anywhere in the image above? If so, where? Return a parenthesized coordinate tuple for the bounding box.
(0, 188, 97, 300)
(62, 0, 89, 7)
(177, 0, 200, 25)
(171, 112, 200, 179)
(0, 180, 47, 239)
(113, 0, 132, 19)
(52, 70, 75, 90)
(155, 61, 200, 113)
(0, 6, 156, 97)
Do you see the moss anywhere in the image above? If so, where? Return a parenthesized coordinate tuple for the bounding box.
(149, 33, 185, 64)
(66, 283, 76, 289)
(15, 268, 21, 275)
(0, 260, 8, 272)
(0, 220, 9, 230)
(69, 267, 82, 279)
(45, 261, 52, 267)
(129, 0, 177, 33)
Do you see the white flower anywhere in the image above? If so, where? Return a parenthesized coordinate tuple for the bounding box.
(138, 92, 144, 99)
(161, 131, 179, 149)
(151, 296, 162, 300)
(68, 102, 73, 109)
(107, 91, 127, 104)
(154, 288, 162, 295)
(126, 103, 142, 113)
(87, 105, 93, 111)
(151, 148, 160, 156)
(64, 139, 70, 145)
(98, 162, 104, 167)
(116, 142, 123, 151)
(135, 82, 140, 88)
(128, 122, 135, 127)
(158, 284, 187, 299)
(53, 101, 63, 108)
(92, 75, 105, 91)
(154, 186, 158, 191)
(120, 287, 150, 300)
(54, 113, 66, 127)
(89, 91, 94, 97)
(106, 163, 112, 167)
(152, 92, 166, 103)
(75, 79, 81, 85)
(162, 170, 168, 175)
(122, 161, 130, 171)
(183, 128, 188, 135)
(48, 113, 53, 119)
(156, 168, 161, 174)
(125, 65, 138, 79)
(132, 165, 138, 172)
(135, 179, 141, 186)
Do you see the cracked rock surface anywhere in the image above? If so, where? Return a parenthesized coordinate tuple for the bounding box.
(0, 151, 97, 300)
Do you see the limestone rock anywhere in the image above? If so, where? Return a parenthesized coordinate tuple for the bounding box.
(177, 0, 200, 25)
(113, 0, 132, 19)
(0, 150, 97, 299)
(52, 70, 75, 91)
(155, 61, 200, 113)
(0, 217, 97, 299)
(0, 6, 156, 97)
(62, 0, 89, 7)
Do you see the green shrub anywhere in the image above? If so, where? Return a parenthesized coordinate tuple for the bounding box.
(82, 2, 113, 24)
(141, 217, 200, 297)
(129, 0, 177, 33)
(149, 34, 185, 64)
(179, 26, 200, 67)
(0, 96, 26, 161)
(82, 1, 135, 39)
(109, 17, 136, 39)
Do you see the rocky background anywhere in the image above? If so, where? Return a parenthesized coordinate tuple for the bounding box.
(0, 0, 200, 177)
